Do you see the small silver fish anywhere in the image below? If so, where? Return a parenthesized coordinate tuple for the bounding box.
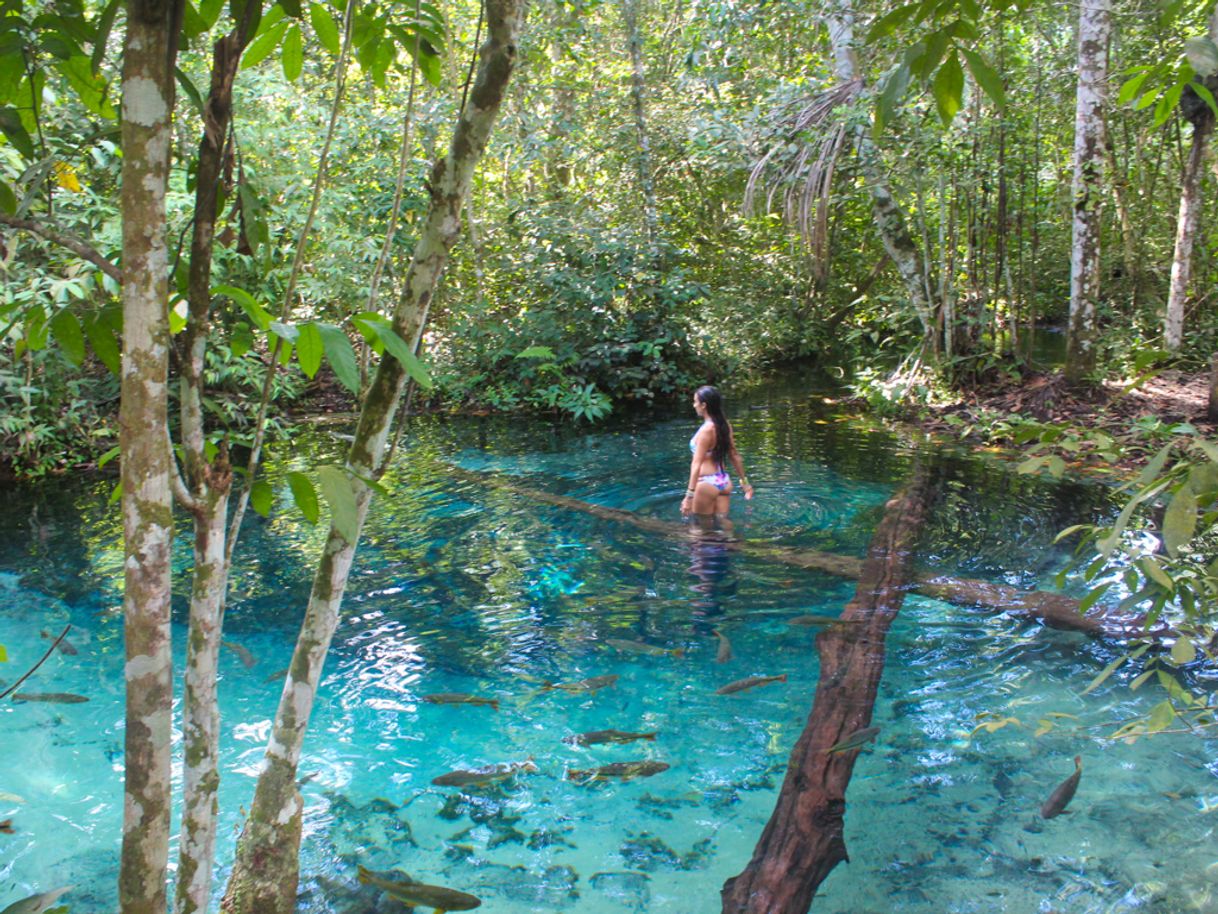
(826, 726, 880, 754)
(564, 729, 658, 747)
(1040, 756, 1082, 819)
(567, 760, 670, 782)
(432, 759, 538, 788)
(715, 674, 786, 695)
(0, 886, 73, 914)
(605, 639, 684, 658)
(543, 674, 619, 693)
(221, 639, 256, 668)
(39, 630, 78, 655)
(264, 667, 290, 684)
(11, 692, 89, 704)
(712, 629, 733, 663)
(423, 693, 499, 710)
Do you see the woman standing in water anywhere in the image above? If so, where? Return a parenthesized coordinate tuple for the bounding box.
(681, 385, 754, 517)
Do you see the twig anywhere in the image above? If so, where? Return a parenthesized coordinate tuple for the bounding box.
(0, 213, 121, 281)
(0, 624, 71, 700)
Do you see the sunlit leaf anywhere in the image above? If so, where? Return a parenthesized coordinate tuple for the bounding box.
(375, 325, 432, 389)
(287, 471, 319, 523)
(214, 284, 272, 331)
(1139, 556, 1174, 591)
(932, 52, 964, 126)
(317, 323, 360, 393)
(250, 479, 274, 517)
(242, 20, 288, 70)
(318, 465, 359, 543)
(1170, 637, 1196, 665)
(1146, 700, 1176, 731)
(282, 24, 303, 80)
(1118, 69, 1151, 105)
(297, 321, 323, 378)
(310, 1, 340, 55)
(515, 345, 556, 360)
(1162, 484, 1197, 556)
(1130, 668, 1156, 691)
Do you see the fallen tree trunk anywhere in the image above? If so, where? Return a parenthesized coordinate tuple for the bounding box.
(720, 466, 934, 913)
(445, 465, 1148, 638)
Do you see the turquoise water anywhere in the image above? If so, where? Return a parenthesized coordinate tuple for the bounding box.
(2, 392, 1217, 913)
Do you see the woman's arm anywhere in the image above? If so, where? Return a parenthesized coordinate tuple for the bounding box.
(728, 429, 753, 500)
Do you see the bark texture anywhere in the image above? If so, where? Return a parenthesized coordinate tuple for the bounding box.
(721, 468, 934, 913)
(118, 0, 182, 910)
(623, 0, 659, 255)
(1064, 0, 1111, 384)
(221, 2, 527, 909)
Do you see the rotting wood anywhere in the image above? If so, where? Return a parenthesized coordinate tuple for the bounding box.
(445, 465, 1151, 638)
(720, 467, 934, 913)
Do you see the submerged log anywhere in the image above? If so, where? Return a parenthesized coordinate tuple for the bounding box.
(445, 466, 1146, 638)
(720, 467, 934, 913)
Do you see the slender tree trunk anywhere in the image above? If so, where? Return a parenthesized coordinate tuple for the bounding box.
(1164, 117, 1214, 350)
(623, 0, 659, 257)
(117, 0, 182, 911)
(721, 468, 935, 913)
(823, 0, 936, 348)
(221, 2, 527, 910)
(1064, 0, 1111, 384)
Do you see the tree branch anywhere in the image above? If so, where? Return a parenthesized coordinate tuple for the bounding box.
(0, 213, 121, 281)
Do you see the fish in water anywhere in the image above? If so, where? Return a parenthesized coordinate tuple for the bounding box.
(221, 639, 256, 668)
(356, 865, 481, 910)
(716, 674, 786, 695)
(604, 639, 684, 658)
(712, 629, 733, 663)
(826, 726, 880, 754)
(1040, 756, 1082, 819)
(431, 759, 538, 788)
(564, 729, 658, 747)
(39, 630, 78, 655)
(0, 819, 13, 833)
(0, 886, 73, 914)
(787, 614, 860, 627)
(422, 693, 499, 710)
(567, 760, 670, 782)
(11, 692, 89, 704)
(542, 674, 619, 693)
(264, 667, 290, 684)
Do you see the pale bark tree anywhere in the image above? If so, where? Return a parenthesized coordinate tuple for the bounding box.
(1064, 0, 1112, 384)
(117, 0, 183, 911)
(623, 0, 659, 256)
(1164, 9, 1218, 351)
(221, 0, 528, 908)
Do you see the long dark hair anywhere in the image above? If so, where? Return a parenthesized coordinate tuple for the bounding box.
(696, 385, 731, 469)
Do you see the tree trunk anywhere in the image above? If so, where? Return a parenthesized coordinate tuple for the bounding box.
(623, 0, 659, 257)
(220, 2, 527, 909)
(721, 468, 935, 913)
(823, 0, 936, 349)
(117, 0, 182, 911)
(1064, 0, 1111, 385)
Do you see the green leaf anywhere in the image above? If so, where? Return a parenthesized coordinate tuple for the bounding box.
(269, 320, 299, 343)
(297, 321, 323, 378)
(279, 0, 302, 16)
(1130, 667, 1156, 691)
(1081, 652, 1128, 695)
(282, 24, 303, 80)
(241, 20, 288, 70)
(932, 52, 964, 126)
(1118, 69, 1150, 105)
(1162, 484, 1197, 556)
(287, 471, 319, 523)
(1146, 700, 1176, 732)
(213, 284, 271, 331)
(250, 479, 274, 517)
(198, 0, 227, 30)
(317, 323, 360, 393)
(50, 308, 86, 366)
(375, 325, 432, 389)
(1192, 80, 1218, 118)
(876, 62, 911, 134)
(1078, 581, 1111, 613)
(515, 345, 556, 360)
(175, 67, 205, 117)
(318, 465, 359, 542)
(0, 104, 36, 159)
(0, 177, 15, 214)
(865, 2, 921, 41)
(1139, 556, 1174, 591)
(85, 312, 121, 375)
(1170, 637, 1196, 665)
(310, 1, 340, 55)
(97, 445, 121, 468)
(960, 48, 1004, 110)
(1185, 36, 1218, 77)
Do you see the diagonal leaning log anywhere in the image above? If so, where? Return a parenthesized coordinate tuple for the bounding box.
(720, 465, 934, 913)
(445, 465, 1149, 639)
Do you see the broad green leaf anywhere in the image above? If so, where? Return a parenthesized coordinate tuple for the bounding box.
(1045, 455, 1066, 479)
(1162, 484, 1197, 556)
(287, 471, 319, 523)
(1185, 36, 1218, 77)
(168, 298, 188, 335)
(50, 308, 85, 366)
(1118, 70, 1151, 105)
(865, 2, 920, 41)
(1078, 581, 1111, 613)
(213, 284, 271, 331)
(175, 67, 205, 117)
(375, 325, 432, 389)
(269, 320, 300, 343)
(310, 2, 340, 55)
(916, 29, 950, 82)
(1130, 668, 1155, 691)
(0, 177, 15, 214)
(1192, 81, 1218, 118)
(282, 24, 303, 80)
(932, 52, 964, 126)
(961, 48, 1004, 110)
(1170, 637, 1196, 665)
(91, 0, 122, 75)
(85, 313, 121, 375)
(182, 0, 210, 38)
(318, 465, 359, 542)
(97, 445, 121, 469)
(242, 20, 288, 70)
(250, 479, 274, 517)
(876, 62, 911, 134)
(1138, 556, 1174, 591)
(0, 104, 36, 159)
(297, 321, 323, 378)
(198, 0, 227, 30)
(317, 323, 360, 393)
(1146, 700, 1175, 731)
(279, 0, 302, 16)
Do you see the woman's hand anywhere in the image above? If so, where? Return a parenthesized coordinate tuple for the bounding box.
(742, 482, 754, 500)
(681, 492, 694, 515)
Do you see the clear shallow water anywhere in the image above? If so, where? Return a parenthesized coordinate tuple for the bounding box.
(2, 392, 1217, 913)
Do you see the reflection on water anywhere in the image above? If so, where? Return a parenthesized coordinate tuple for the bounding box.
(0, 392, 1216, 913)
